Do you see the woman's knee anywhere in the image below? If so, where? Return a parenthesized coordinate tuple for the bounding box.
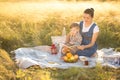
(91, 52, 97, 57)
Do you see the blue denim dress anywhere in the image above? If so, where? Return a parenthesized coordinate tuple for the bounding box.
(76, 21, 97, 57)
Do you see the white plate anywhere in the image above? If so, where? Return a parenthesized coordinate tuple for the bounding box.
(79, 56, 88, 61)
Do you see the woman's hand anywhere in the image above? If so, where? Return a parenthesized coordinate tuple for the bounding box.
(77, 45, 85, 50)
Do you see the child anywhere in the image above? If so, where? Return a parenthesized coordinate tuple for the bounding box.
(62, 23, 82, 55)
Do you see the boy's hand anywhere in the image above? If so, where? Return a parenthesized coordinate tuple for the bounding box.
(62, 46, 70, 54)
(69, 32, 76, 37)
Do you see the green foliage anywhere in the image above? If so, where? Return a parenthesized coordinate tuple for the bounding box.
(16, 66, 51, 80)
(51, 65, 114, 80)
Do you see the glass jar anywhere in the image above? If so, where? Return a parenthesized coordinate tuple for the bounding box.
(51, 44, 57, 54)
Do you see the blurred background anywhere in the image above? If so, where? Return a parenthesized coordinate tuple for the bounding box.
(0, 0, 120, 52)
(0, 0, 120, 80)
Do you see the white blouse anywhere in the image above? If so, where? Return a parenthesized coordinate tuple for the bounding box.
(75, 22, 99, 33)
(82, 22, 99, 33)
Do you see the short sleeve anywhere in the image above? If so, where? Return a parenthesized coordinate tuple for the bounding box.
(93, 26, 99, 33)
(74, 22, 80, 24)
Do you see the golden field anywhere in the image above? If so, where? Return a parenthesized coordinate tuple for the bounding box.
(0, 1, 120, 80)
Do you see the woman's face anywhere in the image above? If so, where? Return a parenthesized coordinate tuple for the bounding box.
(83, 13, 93, 23)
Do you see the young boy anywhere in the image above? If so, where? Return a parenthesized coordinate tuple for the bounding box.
(62, 23, 82, 55)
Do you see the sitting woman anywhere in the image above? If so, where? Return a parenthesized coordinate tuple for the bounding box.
(62, 23, 82, 55)
(76, 8, 99, 57)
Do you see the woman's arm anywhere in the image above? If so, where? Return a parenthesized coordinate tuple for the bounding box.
(84, 32, 99, 48)
(77, 32, 99, 50)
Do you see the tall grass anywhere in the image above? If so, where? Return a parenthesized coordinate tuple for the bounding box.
(51, 66, 115, 80)
(16, 67, 51, 80)
(0, 1, 120, 51)
(0, 1, 120, 80)
(0, 49, 16, 80)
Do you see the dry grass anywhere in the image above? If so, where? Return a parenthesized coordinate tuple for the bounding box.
(0, 49, 16, 80)
(0, 1, 120, 80)
(0, 1, 120, 50)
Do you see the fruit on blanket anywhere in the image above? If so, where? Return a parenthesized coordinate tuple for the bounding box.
(70, 56, 74, 60)
(68, 59, 71, 62)
(63, 52, 79, 63)
(74, 55, 79, 59)
(66, 53, 72, 58)
(63, 56, 68, 61)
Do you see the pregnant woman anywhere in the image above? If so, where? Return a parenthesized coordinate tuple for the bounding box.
(77, 8, 99, 57)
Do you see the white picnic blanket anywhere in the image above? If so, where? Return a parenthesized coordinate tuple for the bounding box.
(14, 46, 120, 69)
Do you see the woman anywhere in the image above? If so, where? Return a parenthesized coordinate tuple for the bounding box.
(76, 8, 99, 57)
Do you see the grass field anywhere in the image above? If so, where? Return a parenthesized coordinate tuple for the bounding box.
(0, 0, 120, 80)
(0, 1, 120, 51)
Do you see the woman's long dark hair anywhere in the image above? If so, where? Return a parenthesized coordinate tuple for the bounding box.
(84, 8, 94, 18)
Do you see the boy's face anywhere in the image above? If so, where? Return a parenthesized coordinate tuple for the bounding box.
(70, 27, 79, 35)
